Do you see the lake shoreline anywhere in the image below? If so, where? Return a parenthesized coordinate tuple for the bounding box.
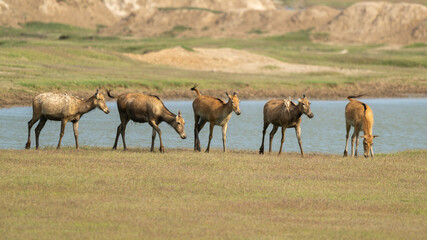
(1, 82, 426, 109)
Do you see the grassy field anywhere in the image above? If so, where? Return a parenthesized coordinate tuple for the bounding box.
(0, 148, 426, 239)
(0, 22, 426, 107)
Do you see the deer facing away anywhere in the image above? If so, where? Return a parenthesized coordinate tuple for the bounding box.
(344, 95, 378, 158)
(259, 95, 314, 156)
(191, 84, 241, 153)
(25, 90, 110, 150)
(107, 90, 186, 152)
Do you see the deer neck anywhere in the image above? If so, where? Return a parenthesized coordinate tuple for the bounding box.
(79, 96, 97, 114)
(288, 104, 303, 121)
(224, 100, 234, 115)
(362, 117, 373, 136)
(162, 110, 177, 125)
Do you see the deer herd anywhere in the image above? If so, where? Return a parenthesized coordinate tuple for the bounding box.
(25, 85, 378, 158)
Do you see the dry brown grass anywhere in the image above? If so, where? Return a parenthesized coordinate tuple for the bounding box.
(0, 148, 426, 239)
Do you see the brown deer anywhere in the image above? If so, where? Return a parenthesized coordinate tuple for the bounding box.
(25, 89, 110, 150)
(344, 95, 378, 158)
(259, 95, 314, 156)
(107, 90, 186, 152)
(191, 84, 241, 152)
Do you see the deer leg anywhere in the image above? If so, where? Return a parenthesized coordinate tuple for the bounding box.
(295, 126, 304, 157)
(350, 128, 358, 157)
(25, 116, 40, 149)
(72, 121, 79, 150)
(34, 117, 47, 150)
(119, 120, 129, 151)
(150, 128, 156, 152)
(355, 130, 360, 157)
(57, 119, 67, 149)
(194, 115, 200, 151)
(259, 122, 269, 154)
(149, 121, 164, 153)
(221, 123, 228, 152)
(269, 125, 279, 153)
(343, 123, 351, 157)
(113, 124, 121, 150)
(195, 119, 207, 152)
(278, 127, 286, 155)
(205, 123, 214, 153)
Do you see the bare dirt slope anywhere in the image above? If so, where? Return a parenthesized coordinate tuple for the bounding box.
(104, 5, 339, 38)
(124, 46, 358, 74)
(0, 0, 117, 29)
(103, 1, 427, 44)
(1, 1, 425, 44)
(317, 2, 427, 43)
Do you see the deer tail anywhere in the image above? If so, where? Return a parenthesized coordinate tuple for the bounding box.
(106, 89, 117, 99)
(191, 84, 201, 97)
(347, 94, 365, 100)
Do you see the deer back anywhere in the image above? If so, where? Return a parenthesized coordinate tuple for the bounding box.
(193, 95, 228, 122)
(34, 93, 80, 120)
(263, 99, 293, 126)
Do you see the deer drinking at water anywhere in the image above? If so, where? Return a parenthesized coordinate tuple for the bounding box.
(259, 95, 314, 156)
(343, 95, 378, 158)
(107, 90, 186, 152)
(25, 89, 110, 150)
(191, 84, 241, 153)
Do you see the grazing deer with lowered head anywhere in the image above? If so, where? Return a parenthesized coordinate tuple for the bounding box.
(259, 95, 314, 156)
(107, 90, 186, 152)
(344, 95, 378, 158)
(25, 89, 110, 150)
(191, 84, 241, 152)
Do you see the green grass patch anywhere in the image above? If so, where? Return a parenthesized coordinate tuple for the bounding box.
(0, 149, 426, 239)
(22, 21, 93, 35)
(158, 7, 224, 14)
(404, 42, 427, 48)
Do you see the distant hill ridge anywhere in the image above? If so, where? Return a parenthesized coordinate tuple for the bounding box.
(0, 0, 426, 44)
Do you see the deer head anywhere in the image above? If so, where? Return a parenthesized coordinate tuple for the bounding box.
(94, 89, 110, 114)
(361, 135, 378, 158)
(298, 95, 313, 118)
(172, 111, 186, 139)
(226, 92, 241, 115)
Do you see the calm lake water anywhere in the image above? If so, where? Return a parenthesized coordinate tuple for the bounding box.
(0, 99, 426, 154)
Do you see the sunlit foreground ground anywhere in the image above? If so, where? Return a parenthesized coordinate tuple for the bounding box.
(1, 148, 426, 239)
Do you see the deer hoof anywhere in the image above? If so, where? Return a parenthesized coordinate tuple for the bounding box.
(25, 142, 31, 149)
(343, 150, 348, 157)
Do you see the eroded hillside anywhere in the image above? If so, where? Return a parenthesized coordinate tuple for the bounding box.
(0, 0, 426, 44)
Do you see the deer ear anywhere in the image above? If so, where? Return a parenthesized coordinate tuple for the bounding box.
(225, 92, 231, 98)
(178, 111, 182, 116)
(233, 92, 237, 96)
(298, 98, 301, 102)
(95, 88, 99, 97)
(303, 94, 306, 98)
(373, 135, 379, 138)
(360, 135, 366, 139)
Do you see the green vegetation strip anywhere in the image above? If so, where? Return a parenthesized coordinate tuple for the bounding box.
(0, 22, 426, 106)
(0, 148, 426, 239)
